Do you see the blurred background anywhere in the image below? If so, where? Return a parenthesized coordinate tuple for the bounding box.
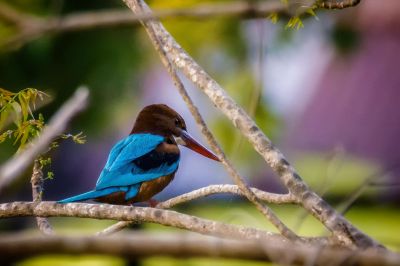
(0, 0, 399, 265)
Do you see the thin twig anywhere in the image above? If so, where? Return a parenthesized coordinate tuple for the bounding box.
(0, 232, 397, 266)
(30, 160, 54, 235)
(0, 0, 362, 49)
(337, 170, 392, 215)
(0, 1, 285, 49)
(122, 0, 381, 249)
(317, 0, 361, 9)
(0, 87, 89, 193)
(98, 185, 297, 235)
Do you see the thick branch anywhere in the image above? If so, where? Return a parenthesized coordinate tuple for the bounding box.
(0, 233, 398, 266)
(0, 201, 288, 242)
(30, 161, 53, 235)
(134, 3, 299, 241)
(122, 0, 380, 249)
(98, 185, 296, 235)
(0, 87, 89, 193)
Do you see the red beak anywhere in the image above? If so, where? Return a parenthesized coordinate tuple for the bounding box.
(179, 130, 220, 162)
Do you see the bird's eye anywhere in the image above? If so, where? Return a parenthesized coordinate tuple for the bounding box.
(174, 118, 180, 127)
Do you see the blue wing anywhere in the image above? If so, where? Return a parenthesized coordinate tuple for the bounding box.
(101, 133, 165, 173)
(95, 133, 179, 190)
(58, 133, 179, 203)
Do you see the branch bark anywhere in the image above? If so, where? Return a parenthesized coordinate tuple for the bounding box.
(30, 160, 54, 235)
(0, 233, 397, 266)
(0, 87, 89, 193)
(98, 185, 296, 236)
(131, 1, 300, 241)
(122, 0, 380, 249)
(0, 201, 290, 242)
(158, 185, 298, 208)
(0, 1, 361, 49)
(317, 0, 361, 9)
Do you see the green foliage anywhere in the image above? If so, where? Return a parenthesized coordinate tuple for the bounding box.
(1, 87, 86, 182)
(38, 132, 87, 180)
(267, 13, 279, 24)
(267, 0, 319, 29)
(0, 88, 47, 151)
(285, 16, 304, 30)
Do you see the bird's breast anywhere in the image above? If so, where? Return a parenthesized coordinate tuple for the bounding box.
(128, 172, 176, 203)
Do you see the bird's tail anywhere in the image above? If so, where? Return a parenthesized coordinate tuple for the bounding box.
(58, 189, 112, 203)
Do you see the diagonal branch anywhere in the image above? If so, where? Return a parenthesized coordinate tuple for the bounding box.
(98, 185, 296, 235)
(0, 87, 89, 193)
(0, 232, 398, 266)
(122, 0, 381, 249)
(130, 0, 299, 241)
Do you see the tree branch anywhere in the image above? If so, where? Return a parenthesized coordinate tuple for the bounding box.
(131, 0, 300, 241)
(158, 185, 298, 208)
(98, 185, 297, 236)
(0, 232, 398, 266)
(121, 0, 380, 249)
(0, 201, 291, 242)
(30, 160, 54, 235)
(0, 87, 89, 193)
(0, 0, 362, 49)
(317, 0, 361, 9)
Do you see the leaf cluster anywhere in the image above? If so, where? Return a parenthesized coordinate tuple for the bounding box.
(268, 0, 319, 30)
(0, 88, 47, 151)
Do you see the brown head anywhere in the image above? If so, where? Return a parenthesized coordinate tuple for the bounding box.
(131, 104, 219, 161)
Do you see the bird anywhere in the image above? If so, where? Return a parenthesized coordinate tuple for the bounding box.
(58, 104, 219, 206)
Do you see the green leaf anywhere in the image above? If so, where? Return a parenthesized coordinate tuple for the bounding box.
(268, 13, 279, 24)
(19, 126, 30, 150)
(0, 106, 10, 130)
(47, 171, 54, 180)
(286, 16, 304, 30)
(10, 101, 22, 127)
(18, 92, 29, 121)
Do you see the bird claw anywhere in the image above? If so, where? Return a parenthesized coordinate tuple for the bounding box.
(147, 199, 159, 208)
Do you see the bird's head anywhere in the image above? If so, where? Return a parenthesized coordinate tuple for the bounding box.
(132, 104, 220, 161)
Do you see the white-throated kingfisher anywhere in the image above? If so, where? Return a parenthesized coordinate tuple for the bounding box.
(58, 104, 219, 206)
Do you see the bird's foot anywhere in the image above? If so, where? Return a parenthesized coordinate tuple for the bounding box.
(147, 199, 159, 208)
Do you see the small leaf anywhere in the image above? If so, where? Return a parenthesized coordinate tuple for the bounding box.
(47, 171, 54, 180)
(19, 126, 31, 149)
(286, 16, 304, 30)
(268, 13, 279, 24)
(18, 92, 29, 121)
(11, 102, 22, 127)
(13, 127, 24, 145)
(0, 130, 13, 143)
(73, 132, 86, 144)
(0, 106, 10, 130)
